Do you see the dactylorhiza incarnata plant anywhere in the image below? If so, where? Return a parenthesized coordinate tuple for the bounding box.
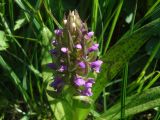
(48, 10, 103, 97)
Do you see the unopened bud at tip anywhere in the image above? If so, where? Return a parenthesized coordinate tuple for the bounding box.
(72, 23, 76, 28)
(64, 19, 67, 24)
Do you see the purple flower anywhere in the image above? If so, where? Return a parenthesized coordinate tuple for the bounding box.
(47, 63, 57, 69)
(81, 29, 87, 35)
(90, 60, 103, 73)
(88, 43, 99, 52)
(84, 78, 95, 88)
(51, 39, 58, 46)
(61, 47, 68, 53)
(58, 65, 67, 72)
(75, 44, 82, 49)
(50, 49, 57, 55)
(74, 76, 86, 86)
(50, 77, 64, 91)
(84, 31, 94, 40)
(54, 29, 63, 36)
(81, 88, 93, 96)
(78, 61, 86, 68)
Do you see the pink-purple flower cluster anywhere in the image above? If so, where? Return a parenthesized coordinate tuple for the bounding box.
(48, 11, 103, 96)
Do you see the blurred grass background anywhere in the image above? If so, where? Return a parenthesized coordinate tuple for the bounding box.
(0, 0, 160, 120)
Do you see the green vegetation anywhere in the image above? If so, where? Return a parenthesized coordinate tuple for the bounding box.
(0, 0, 160, 120)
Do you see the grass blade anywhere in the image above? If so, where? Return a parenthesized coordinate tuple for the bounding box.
(97, 86, 160, 120)
(121, 64, 128, 120)
(0, 56, 30, 105)
(103, 0, 123, 54)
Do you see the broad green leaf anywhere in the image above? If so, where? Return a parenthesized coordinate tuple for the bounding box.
(46, 86, 74, 120)
(0, 31, 9, 51)
(97, 86, 160, 120)
(80, 18, 160, 120)
(40, 26, 53, 80)
(92, 18, 160, 101)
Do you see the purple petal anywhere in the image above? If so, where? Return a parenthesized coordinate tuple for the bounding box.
(50, 77, 64, 91)
(78, 61, 86, 68)
(87, 32, 94, 37)
(74, 76, 85, 86)
(54, 29, 63, 36)
(90, 60, 103, 73)
(88, 43, 99, 52)
(90, 60, 103, 67)
(84, 31, 94, 40)
(61, 47, 68, 53)
(47, 63, 57, 69)
(84, 78, 95, 88)
(58, 65, 67, 72)
(75, 44, 82, 49)
(51, 39, 58, 46)
(81, 88, 93, 96)
(50, 49, 57, 55)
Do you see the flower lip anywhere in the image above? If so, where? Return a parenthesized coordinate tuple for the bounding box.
(61, 47, 68, 53)
(58, 65, 67, 72)
(88, 43, 99, 52)
(51, 39, 58, 46)
(75, 44, 82, 49)
(78, 61, 86, 68)
(54, 29, 63, 36)
(74, 76, 86, 86)
(81, 88, 93, 96)
(87, 32, 94, 37)
(50, 77, 64, 90)
(90, 60, 103, 73)
(84, 31, 94, 40)
(84, 78, 95, 88)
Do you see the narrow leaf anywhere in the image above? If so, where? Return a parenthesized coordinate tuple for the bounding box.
(97, 87, 160, 120)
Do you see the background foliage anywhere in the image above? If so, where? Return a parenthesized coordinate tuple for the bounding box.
(0, 0, 160, 120)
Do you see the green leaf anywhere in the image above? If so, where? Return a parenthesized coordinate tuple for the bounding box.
(14, 17, 27, 31)
(92, 18, 160, 101)
(40, 26, 53, 80)
(0, 31, 9, 51)
(46, 86, 74, 120)
(79, 18, 160, 120)
(97, 86, 160, 120)
(0, 56, 30, 105)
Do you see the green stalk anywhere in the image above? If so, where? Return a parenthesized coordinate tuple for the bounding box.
(137, 40, 160, 84)
(99, 8, 117, 54)
(103, 0, 123, 54)
(9, 0, 14, 30)
(103, 88, 107, 112)
(154, 107, 160, 120)
(121, 1, 137, 119)
(144, 72, 160, 90)
(91, 0, 99, 31)
(121, 64, 128, 120)
(43, 2, 62, 28)
(145, 0, 160, 17)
